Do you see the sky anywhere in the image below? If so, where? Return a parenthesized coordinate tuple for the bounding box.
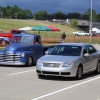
(1, 0, 100, 14)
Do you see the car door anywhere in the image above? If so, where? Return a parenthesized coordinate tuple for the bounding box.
(87, 45, 98, 70)
(82, 45, 91, 72)
(82, 45, 97, 72)
(33, 37, 43, 60)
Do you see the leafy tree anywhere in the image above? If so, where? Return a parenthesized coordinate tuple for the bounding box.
(96, 13, 100, 22)
(84, 8, 97, 21)
(72, 19, 78, 28)
(34, 10, 48, 20)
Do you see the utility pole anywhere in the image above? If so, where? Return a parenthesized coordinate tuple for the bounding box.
(90, 0, 92, 42)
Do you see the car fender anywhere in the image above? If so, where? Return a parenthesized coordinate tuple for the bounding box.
(73, 57, 83, 68)
(20, 51, 35, 64)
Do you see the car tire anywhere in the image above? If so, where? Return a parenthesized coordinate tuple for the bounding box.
(2, 40, 6, 45)
(76, 34, 79, 36)
(76, 66, 83, 80)
(94, 61, 100, 74)
(26, 56, 33, 67)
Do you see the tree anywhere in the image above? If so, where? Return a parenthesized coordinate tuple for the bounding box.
(84, 8, 97, 21)
(34, 11, 48, 20)
(72, 19, 78, 28)
(96, 13, 100, 22)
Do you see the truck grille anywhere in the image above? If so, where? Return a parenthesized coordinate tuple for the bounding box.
(43, 62, 61, 68)
(0, 54, 20, 62)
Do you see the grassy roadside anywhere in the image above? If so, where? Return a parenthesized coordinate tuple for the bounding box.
(0, 19, 100, 43)
(0, 19, 77, 35)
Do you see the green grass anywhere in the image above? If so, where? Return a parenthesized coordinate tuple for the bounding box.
(0, 19, 77, 34)
(0, 19, 100, 43)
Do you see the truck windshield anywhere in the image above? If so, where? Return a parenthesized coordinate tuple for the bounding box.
(12, 36, 33, 44)
(12, 30, 22, 34)
(49, 45, 82, 56)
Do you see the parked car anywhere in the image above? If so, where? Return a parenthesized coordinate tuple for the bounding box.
(0, 37, 11, 45)
(36, 43, 100, 79)
(72, 31, 90, 36)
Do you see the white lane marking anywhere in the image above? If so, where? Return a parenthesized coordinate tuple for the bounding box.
(31, 75, 100, 100)
(8, 69, 36, 76)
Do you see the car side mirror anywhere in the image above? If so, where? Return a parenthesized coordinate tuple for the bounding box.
(45, 51, 49, 55)
(45, 48, 52, 55)
(84, 53, 89, 57)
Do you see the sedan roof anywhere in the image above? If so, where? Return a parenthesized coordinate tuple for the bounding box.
(58, 42, 89, 46)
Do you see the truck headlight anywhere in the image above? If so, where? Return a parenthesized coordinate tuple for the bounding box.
(37, 60, 42, 66)
(21, 53, 25, 57)
(62, 61, 73, 67)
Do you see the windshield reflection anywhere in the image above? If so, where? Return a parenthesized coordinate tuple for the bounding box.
(49, 45, 82, 56)
(12, 36, 33, 44)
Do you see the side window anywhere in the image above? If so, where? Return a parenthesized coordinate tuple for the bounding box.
(34, 38, 40, 45)
(88, 45, 96, 54)
(83, 46, 88, 55)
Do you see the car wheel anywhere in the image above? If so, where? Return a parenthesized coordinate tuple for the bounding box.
(76, 66, 83, 80)
(76, 34, 79, 36)
(94, 61, 100, 74)
(2, 40, 6, 45)
(26, 56, 33, 66)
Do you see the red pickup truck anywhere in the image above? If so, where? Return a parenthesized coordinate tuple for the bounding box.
(0, 30, 26, 39)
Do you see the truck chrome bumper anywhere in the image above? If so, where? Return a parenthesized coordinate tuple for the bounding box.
(0, 61, 25, 65)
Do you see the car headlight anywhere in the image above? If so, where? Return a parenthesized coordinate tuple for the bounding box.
(21, 53, 25, 57)
(62, 61, 73, 67)
(37, 60, 42, 66)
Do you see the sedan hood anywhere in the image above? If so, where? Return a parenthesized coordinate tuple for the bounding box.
(4, 43, 32, 53)
(40, 55, 80, 63)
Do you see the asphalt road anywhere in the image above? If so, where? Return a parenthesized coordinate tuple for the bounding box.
(0, 44, 100, 100)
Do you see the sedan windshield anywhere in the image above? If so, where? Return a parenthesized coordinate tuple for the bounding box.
(49, 45, 82, 56)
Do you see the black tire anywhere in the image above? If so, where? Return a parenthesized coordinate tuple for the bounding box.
(76, 34, 79, 36)
(25, 56, 33, 67)
(94, 61, 100, 74)
(76, 66, 83, 80)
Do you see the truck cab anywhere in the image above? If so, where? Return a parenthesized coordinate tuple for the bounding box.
(0, 30, 26, 38)
(0, 33, 50, 66)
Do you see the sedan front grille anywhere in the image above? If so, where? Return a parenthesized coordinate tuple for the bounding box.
(43, 62, 61, 68)
(0, 54, 20, 62)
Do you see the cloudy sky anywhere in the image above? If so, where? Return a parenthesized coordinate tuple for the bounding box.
(1, 0, 100, 14)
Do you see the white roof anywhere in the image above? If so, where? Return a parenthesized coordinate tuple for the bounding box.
(92, 28, 100, 33)
(18, 26, 32, 30)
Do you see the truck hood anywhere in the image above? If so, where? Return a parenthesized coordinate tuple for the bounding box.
(40, 55, 80, 63)
(4, 43, 33, 53)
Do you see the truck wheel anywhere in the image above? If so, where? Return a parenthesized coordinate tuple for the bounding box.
(2, 40, 6, 45)
(26, 56, 33, 66)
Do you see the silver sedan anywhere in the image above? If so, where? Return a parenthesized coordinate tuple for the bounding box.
(36, 43, 100, 79)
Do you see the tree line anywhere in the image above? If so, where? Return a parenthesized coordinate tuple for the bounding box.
(0, 5, 100, 22)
